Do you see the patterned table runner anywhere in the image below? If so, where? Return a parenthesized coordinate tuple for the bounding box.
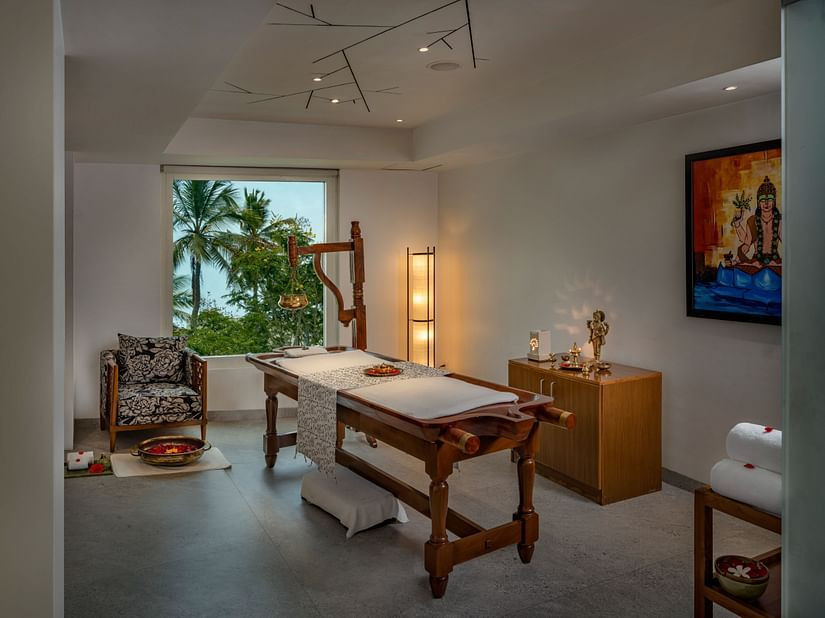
(297, 362, 448, 474)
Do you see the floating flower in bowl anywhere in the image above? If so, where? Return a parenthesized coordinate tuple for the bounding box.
(714, 555, 770, 600)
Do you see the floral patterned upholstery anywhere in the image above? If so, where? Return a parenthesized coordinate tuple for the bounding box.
(117, 382, 202, 426)
(117, 334, 188, 384)
(100, 344, 206, 432)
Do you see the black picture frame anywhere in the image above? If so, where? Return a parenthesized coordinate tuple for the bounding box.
(685, 139, 782, 325)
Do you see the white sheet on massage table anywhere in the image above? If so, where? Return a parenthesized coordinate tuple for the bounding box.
(350, 376, 518, 420)
(275, 349, 384, 375)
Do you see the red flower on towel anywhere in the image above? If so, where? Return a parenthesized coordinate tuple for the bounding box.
(88, 463, 105, 474)
(743, 463, 755, 469)
(764, 426, 774, 433)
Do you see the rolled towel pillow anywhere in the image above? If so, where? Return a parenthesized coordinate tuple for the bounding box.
(284, 346, 329, 358)
(726, 422, 782, 475)
(710, 458, 782, 516)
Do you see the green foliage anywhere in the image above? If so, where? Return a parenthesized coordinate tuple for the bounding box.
(173, 181, 324, 356)
(732, 191, 752, 211)
(172, 179, 239, 327)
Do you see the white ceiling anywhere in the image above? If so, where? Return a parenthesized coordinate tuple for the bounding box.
(63, 0, 781, 168)
(192, 0, 750, 129)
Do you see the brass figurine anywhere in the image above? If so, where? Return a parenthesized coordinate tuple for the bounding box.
(587, 310, 610, 369)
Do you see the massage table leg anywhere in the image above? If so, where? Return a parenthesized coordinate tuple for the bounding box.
(514, 427, 540, 564)
(425, 456, 453, 598)
(264, 392, 280, 468)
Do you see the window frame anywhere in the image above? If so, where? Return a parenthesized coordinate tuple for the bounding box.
(161, 166, 339, 356)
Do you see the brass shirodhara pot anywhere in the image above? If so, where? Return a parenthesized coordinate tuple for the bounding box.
(130, 435, 211, 467)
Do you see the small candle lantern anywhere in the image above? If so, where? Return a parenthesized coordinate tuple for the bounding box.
(527, 330, 552, 362)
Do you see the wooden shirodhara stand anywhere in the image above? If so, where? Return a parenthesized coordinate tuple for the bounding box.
(247, 221, 576, 598)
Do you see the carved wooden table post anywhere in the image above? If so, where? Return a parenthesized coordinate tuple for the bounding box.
(514, 424, 540, 564)
(425, 445, 454, 598)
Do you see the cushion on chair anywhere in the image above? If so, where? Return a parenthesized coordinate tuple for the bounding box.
(117, 382, 202, 426)
(117, 334, 188, 384)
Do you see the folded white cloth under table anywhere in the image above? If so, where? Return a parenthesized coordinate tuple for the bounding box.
(350, 376, 518, 420)
(276, 349, 383, 375)
(710, 458, 782, 516)
(726, 422, 782, 475)
(301, 464, 409, 538)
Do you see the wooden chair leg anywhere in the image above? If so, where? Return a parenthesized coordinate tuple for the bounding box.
(201, 421, 207, 441)
(109, 430, 117, 453)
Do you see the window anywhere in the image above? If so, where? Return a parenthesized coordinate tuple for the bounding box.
(165, 168, 336, 356)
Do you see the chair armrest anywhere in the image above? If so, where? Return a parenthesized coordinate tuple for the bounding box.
(186, 349, 208, 395)
(100, 350, 119, 421)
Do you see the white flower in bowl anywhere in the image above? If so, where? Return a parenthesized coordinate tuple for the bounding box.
(727, 564, 752, 579)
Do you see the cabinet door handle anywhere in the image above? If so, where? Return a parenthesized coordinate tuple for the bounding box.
(538, 378, 555, 398)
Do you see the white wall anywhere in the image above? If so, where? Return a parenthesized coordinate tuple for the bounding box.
(437, 93, 782, 483)
(0, 0, 64, 614)
(338, 170, 438, 358)
(782, 1, 825, 612)
(70, 166, 438, 420)
(73, 163, 165, 418)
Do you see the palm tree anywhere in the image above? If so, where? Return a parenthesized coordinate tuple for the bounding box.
(172, 273, 192, 325)
(227, 189, 275, 304)
(172, 180, 238, 326)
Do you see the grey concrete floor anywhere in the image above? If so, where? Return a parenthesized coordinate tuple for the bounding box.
(66, 418, 778, 617)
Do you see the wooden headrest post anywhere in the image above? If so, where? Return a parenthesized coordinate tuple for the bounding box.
(288, 220, 367, 350)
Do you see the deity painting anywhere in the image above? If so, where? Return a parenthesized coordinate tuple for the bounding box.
(686, 140, 782, 325)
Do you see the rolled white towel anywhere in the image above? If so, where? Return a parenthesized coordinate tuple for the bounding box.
(710, 458, 782, 516)
(726, 422, 782, 475)
(284, 346, 329, 358)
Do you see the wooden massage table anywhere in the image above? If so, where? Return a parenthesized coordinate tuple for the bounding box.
(246, 221, 575, 598)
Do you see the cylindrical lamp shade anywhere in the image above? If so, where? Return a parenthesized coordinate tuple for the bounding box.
(407, 247, 435, 367)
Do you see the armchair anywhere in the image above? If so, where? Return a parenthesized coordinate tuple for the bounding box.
(100, 341, 208, 452)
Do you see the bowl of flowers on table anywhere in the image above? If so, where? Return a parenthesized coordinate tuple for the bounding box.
(364, 362, 402, 377)
(130, 436, 211, 467)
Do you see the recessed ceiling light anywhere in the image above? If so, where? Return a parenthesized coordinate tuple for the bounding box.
(330, 98, 340, 104)
(313, 76, 323, 82)
(418, 47, 429, 53)
(396, 119, 404, 123)
(724, 85, 738, 91)
(427, 61, 461, 72)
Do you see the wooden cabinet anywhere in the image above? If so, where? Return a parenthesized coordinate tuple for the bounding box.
(508, 357, 662, 505)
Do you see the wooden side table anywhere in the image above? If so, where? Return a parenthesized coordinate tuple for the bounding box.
(694, 487, 781, 617)
(508, 357, 661, 504)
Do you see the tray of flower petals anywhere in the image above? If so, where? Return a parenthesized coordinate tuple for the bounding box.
(130, 435, 212, 466)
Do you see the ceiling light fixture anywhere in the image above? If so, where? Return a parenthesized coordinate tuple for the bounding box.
(418, 46, 429, 53)
(312, 76, 323, 82)
(330, 98, 340, 104)
(396, 119, 404, 123)
(724, 85, 738, 91)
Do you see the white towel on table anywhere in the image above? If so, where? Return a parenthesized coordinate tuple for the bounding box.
(284, 346, 329, 358)
(350, 376, 518, 420)
(726, 422, 782, 474)
(710, 458, 782, 516)
(276, 350, 383, 375)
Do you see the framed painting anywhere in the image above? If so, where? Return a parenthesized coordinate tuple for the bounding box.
(685, 140, 782, 325)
